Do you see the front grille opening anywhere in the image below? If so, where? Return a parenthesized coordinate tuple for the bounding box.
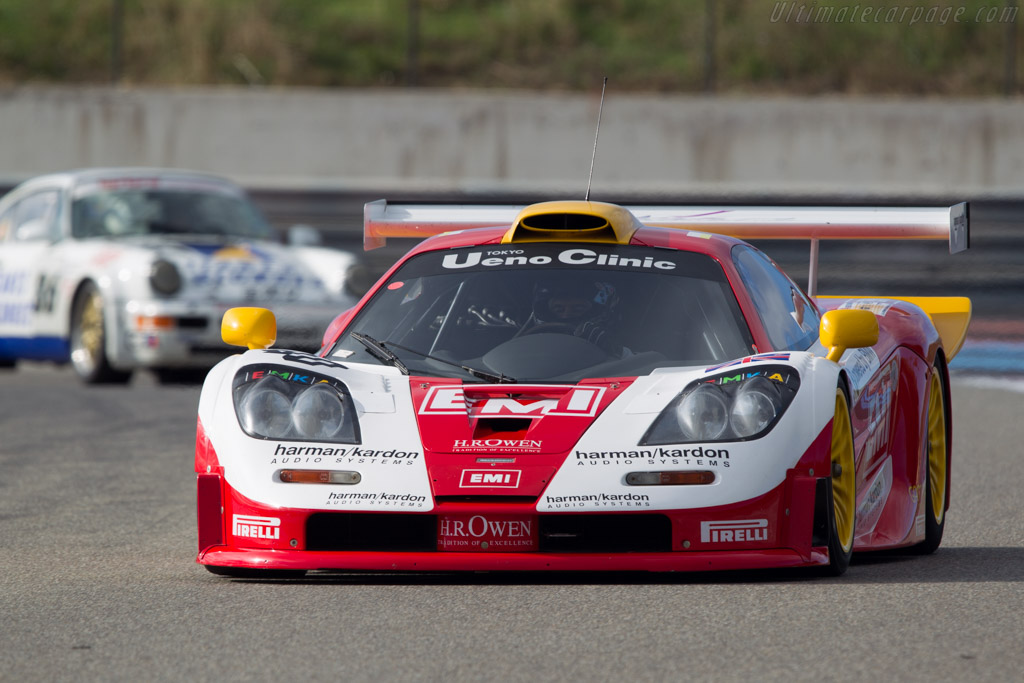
(473, 418, 532, 437)
(306, 513, 436, 552)
(434, 495, 539, 504)
(177, 316, 208, 329)
(539, 514, 671, 553)
(304, 512, 673, 554)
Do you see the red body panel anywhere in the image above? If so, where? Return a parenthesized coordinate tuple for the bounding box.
(816, 297, 949, 550)
(196, 413, 837, 572)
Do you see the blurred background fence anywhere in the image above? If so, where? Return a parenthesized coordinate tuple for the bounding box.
(2, 1, 1023, 358)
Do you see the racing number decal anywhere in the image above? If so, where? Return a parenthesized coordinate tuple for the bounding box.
(34, 274, 58, 313)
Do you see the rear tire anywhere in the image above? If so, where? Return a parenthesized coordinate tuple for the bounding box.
(70, 282, 132, 385)
(912, 363, 949, 554)
(824, 384, 856, 576)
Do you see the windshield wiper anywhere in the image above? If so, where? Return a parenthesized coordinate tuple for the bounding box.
(350, 332, 409, 375)
(383, 340, 516, 384)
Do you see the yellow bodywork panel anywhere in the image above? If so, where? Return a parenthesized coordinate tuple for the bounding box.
(501, 201, 645, 245)
(819, 296, 972, 361)
(222, 307, 277, 350)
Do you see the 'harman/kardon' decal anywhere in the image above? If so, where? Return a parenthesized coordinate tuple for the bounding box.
(325, 491, 428, 508)
(269, 444, 420, 464)
(543, 493, 652, 509)
(575, 447, 730, 466)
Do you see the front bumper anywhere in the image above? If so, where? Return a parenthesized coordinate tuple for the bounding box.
(114, 299, 343, 368)
(196, 471, 833, 573)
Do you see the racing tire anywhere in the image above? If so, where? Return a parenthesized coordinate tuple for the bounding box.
(823, 384, 856, 576)
(911, 362, 949, 555)
(204, 565, 308, 579)
(0, 358, 15, 370)
(70, 282, 132, 385)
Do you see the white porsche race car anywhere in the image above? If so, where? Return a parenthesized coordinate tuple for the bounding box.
(0, 168, 357, 383)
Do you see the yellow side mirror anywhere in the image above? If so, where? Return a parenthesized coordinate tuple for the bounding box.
(222, 307, 277, 350)
(820, 309, 878, 363)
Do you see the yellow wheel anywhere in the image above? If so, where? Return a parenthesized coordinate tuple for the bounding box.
(914, 364, 948, 554)
(70, 282, 131, 384)
(826, 386, 856, 575)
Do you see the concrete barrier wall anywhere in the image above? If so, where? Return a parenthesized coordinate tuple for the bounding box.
(2, 86, 1024, 197)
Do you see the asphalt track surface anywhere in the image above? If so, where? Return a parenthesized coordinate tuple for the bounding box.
(2, 191, 1023, 681)
(1, 363, 1022, 683)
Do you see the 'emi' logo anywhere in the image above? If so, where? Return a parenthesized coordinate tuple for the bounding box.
(459, 469, 522, 488)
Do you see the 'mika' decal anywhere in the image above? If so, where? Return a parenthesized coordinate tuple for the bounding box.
(418, 386, 605, 418)
(705, 353, 791, 373)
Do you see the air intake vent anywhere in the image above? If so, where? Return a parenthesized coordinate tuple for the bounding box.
(503, 200, 644, 245)
(520, 213, 609, 231)
(539, 514, 672, 552)
(306, 513, 437, 551)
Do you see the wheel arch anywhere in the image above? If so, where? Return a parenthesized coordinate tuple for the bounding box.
(68, 276, 131, 371)
(931, 349, 952, 513)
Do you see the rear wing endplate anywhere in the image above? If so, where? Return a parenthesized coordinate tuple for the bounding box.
(364, 200, 969, 296)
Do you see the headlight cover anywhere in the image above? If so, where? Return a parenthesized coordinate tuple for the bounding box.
(232, 364, 360, 443)
(149, 259, 182, 295)
(641, 365, 799, 445)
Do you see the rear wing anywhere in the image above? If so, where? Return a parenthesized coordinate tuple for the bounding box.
(363, 200, 969, 296)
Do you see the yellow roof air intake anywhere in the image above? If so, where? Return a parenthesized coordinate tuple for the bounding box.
(501, 201, 644, 245)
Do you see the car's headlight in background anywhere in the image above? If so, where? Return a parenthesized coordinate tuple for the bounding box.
(232, 365, 360, 442)
(149, 259, 182, 295)
(641, 365, 799, 445)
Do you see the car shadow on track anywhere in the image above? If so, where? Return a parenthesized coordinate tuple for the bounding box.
(209, 546, 1024, 586)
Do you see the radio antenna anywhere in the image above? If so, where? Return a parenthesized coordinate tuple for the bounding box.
(585, 77, 608, 202)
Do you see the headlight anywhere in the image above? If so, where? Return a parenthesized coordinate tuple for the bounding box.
(729, 376, 783, 438)
(239, 375, 293, 438)
(150, 259, 182, 295)
(675, 384, 729, 440)
(232, 364, 360, 443)
(291, 383, 347, 439)
(641, 365, 799, 445)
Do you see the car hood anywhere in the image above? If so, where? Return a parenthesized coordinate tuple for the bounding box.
(91, 235, 354, 303)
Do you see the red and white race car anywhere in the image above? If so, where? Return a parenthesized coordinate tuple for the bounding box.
(195, 199, 971, 577)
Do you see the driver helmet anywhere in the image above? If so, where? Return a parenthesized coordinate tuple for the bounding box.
(532, 278, 618, 325)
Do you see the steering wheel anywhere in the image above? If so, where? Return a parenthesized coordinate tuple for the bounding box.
(523, 321, 577, 335)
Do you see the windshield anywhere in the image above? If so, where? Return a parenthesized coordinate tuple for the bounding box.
(70, 185, 276, 240)
(329, 244, 755, 383)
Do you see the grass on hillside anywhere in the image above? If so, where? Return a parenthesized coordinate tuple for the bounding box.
(0, 0, 1019, 95)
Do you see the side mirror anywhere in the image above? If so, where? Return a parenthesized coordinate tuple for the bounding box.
(287, 224, 323, 247)
(222, 307, 277, 350)
(820, 309, 878, 362)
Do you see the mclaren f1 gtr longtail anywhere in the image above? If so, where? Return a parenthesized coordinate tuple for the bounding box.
(195, 200, 971, 577)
